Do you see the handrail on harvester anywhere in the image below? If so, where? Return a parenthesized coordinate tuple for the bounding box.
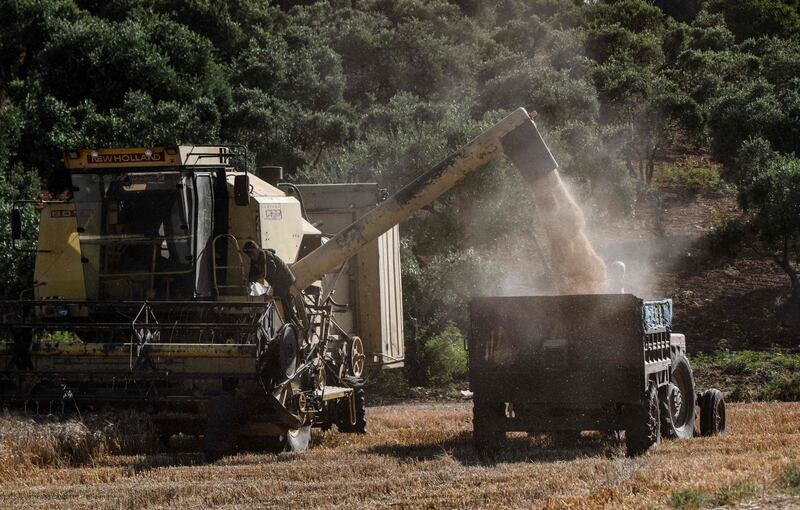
(289, 107, 559, 293)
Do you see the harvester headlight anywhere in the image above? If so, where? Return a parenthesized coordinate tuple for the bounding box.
(67, 150, 80, 160)
(144, 148, 153, 158)
(90, 150, 99, 158)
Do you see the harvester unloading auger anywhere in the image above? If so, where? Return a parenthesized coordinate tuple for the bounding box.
(290, 108, 607, 294)
(4, 107, 700, 462)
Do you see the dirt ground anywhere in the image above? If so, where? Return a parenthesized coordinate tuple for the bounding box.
(593, 180, 799, 353)
(0, 401, 798, 509)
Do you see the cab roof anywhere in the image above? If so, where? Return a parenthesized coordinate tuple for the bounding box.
(63, 146, 240, 170)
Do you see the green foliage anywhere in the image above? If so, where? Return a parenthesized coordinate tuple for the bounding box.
(669, 488, 713, 509)
(38, 331, 81, 343)
(655, 163, 721, 190)
(707, 0, 800, 42)
(0, 168, 40, 299)
(785, 462, 800, 492)
(417, 322, 468, 387)
(692, 350, 800, 401)
(669, 480, 757, 509)
(733, 141, 800, 297)
(708, 218, 749, 258)
(365, 368, 410, 398)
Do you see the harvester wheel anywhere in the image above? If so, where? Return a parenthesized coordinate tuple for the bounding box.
(660, 354, 696, 440)
(626, 383, 660, 457)
(699, 389, 726, 436)
(473, 401, 505, 450)
(347, 336, 365, 378)
(337, 385, 367, 434)
(203, 397, 241, 462)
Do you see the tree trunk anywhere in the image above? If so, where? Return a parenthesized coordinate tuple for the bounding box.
(626, 159, 637, 179)
(645, 148, 657, 184)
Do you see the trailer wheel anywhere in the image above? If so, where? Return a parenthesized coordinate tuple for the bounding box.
(337, 385, 367, 434)
(473, 401, 505, 449)
(626, 383, 660, 457)
(661, 354, 696, 440)
(699, 389, 726, 436)
(203, 397, 241, 462)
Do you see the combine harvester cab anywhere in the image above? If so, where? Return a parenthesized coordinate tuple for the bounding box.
(469, 295, 727, 456)
(0, 146, 403, 460)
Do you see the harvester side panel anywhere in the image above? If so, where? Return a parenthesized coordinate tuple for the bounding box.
(294, 183, 405, 368)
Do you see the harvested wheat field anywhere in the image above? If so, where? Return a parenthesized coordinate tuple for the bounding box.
(1, 402, 799, 509)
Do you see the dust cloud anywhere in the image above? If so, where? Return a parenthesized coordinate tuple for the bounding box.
(524, 170, 608, 294)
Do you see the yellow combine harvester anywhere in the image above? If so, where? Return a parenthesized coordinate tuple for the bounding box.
(1, 108, 565, 460)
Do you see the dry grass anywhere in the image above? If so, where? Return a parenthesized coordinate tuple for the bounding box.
(0, 410, 160, 480)
(0, 414, 103, 478)
(0, 402, 798, 509)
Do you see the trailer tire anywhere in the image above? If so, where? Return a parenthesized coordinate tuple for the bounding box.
(700, 389, 726, 436)
(203, 397, 241, 462)
(626, 383, 660, 457)
(473, 401, 505, 450)
(661, 354, 696, 440)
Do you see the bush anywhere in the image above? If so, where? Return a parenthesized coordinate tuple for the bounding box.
(419, 323, 468, 387)
(785, 462, 800, 492)
(655, 163, 721, 190)
(692, 350, 800, 401)
(669, 480, 757, 509)
(365, 368, 410, 399)
(669, 488, 713, 509)
(708, 217, 747, 259)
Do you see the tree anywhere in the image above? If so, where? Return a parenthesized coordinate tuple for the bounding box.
(735, 138, 800, 304)
(706, 0, 800, 42)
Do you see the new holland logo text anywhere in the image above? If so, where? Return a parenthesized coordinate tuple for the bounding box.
(87, 151, 165, 164)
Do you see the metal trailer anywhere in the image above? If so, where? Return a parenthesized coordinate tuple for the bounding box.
(469, 295, 726, 456)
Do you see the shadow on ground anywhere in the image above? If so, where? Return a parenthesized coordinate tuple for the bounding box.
(367, 430, 625, 466)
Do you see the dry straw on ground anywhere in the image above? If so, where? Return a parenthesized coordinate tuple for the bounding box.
(0, 402, 798, 508)
(0, 409, 160, 480)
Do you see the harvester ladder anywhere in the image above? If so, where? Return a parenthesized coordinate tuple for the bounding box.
(212, 234, 248, 297)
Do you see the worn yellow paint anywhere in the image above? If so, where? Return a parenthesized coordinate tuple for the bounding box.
(63, 146, 240, 170)
(34, 203, 86, 301)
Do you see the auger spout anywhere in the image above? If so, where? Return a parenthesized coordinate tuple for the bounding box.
(290, 107, 607, 294)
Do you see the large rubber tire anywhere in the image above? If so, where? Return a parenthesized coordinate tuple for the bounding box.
(700, 388, 726, 436)
(626, 383, 661, 457)
(203, 397, 241, 462)
(337, 386, 367, 434)
(660, 354, 696, 440)
(473, 401, 506, 450)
